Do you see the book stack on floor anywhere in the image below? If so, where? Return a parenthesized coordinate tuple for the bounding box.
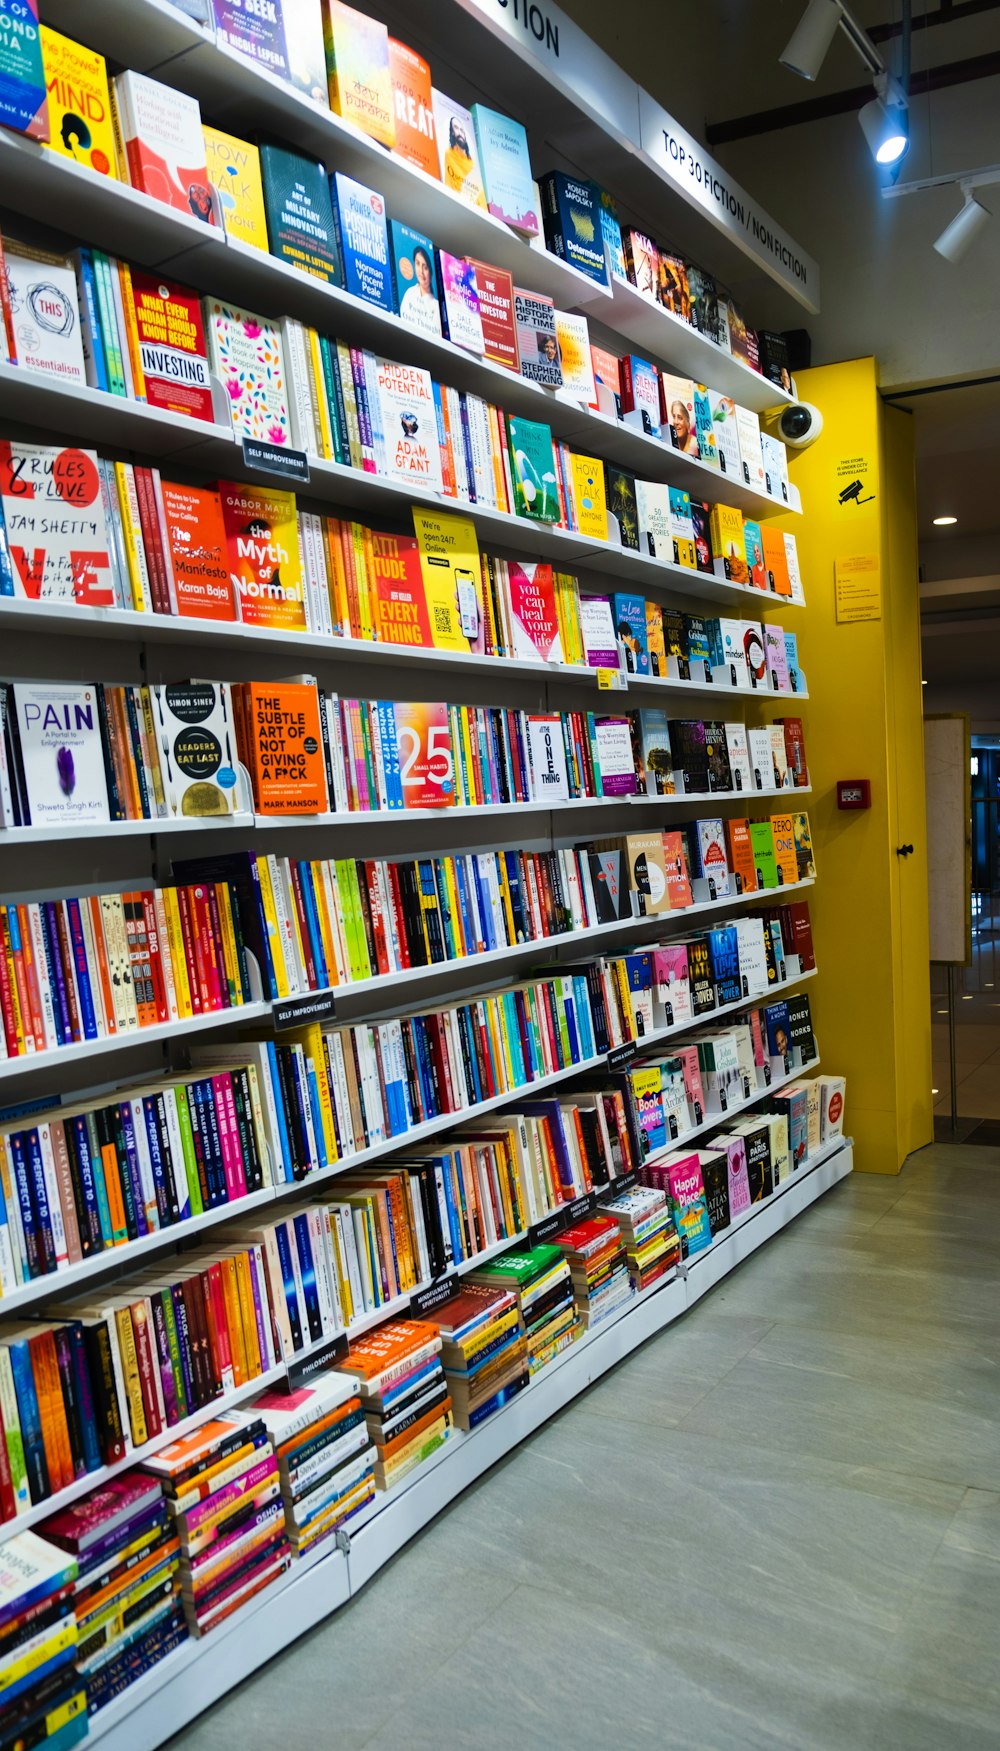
(335, 1321, 451, 1492)
(553, 1215, 633, 1331)
(41, 1473, 184, 1720)
(142, 1415, 288, 1638)
(468, 1244, 580, 1376)
(248, 1372, 376, 1557)
(0, 1530, 85, 1751)
(433, 1280, 529, 1430)
(597, 1186, 680, 1291)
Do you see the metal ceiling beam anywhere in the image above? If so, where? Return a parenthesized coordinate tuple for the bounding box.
(868, 0, 1000, 42)
(706, 49, 1000, 144)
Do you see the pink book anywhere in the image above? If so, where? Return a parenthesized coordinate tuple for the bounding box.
(720, 1134, 751, 1215)
(183, 1460, 279, 1546)
(672, 1043, 704, 1124)
(41, 1471, 162, 1551)
(211, 1074, 243, 1204)
(664, 1153, 713, 1254)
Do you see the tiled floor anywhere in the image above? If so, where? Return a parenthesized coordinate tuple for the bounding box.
(932, 986, 1000, 1119)
(173, 1145, 1000, 1751)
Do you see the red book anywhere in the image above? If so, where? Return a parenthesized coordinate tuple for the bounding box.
(129, 1300, 163, 1440)
(130, 272, 214, 423)
(140, 893, 170, 1024)
(466, 258, 518, 372)
(0, 1401, 16, 1521)
(205, 1261, 233, 1393)
(386, 864, 410, 970)
(160, 480, 236, 622)
(364, 862, 391, 976)
(174, 885, 204, 1014)
(53, 905, 82, 1043)
(132, 465, 170, 615)
(781, 717, 808, 787)
(786, 900, 815, 970)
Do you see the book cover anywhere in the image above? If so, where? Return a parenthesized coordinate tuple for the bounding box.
(0, 0, 47, 139)
(467, 259, 517, 371)
(598, 188, 626, 281)
(705, 719, 734, 792)
(709, 504, 749, 583)
(374, 357, 442, 491)
(693, 386, 718, 467)
(658, 251, 690, 319)
(691, 500, 714, 574)
(213, 0, 325, 102)
(205, 300, 290, 445)
(324, 0, 394, 146)
(472, 105, 537, 235)
(611, 592, 649, 676)
(507, 561, 563, 664)
(568, 453, 607, 542)
(590, 346, 621, 417)
(687, 266, 727, 346)
(527, 715, 569, 801)
(0, 441, 115, 604)
(370, 529, 434, 647)
(662, 829, 692, 908)
(663, 376, 698, 455)
(115, 70, 214, 221)
(593, 716, 636, 796)
(41, 26, 115, 174)
(708, 924, 741, 1005)
(708, 392, 742, 479)
(411, 507, 480, 652)
(203, 126, 268, 250)
(744, 520, 767, 592)
(438, 251, 484, 353)
(818, 1075, 845, 1139)
(13, 682, 110, 826)
(555, 312, 595, 404)
(388, 37, 437, 177)
(393, 700, 455, 807)
(433, 90, 486, 209)
(638, 709, 674, 796)
(735, 405, 766, 493)
(513, 288, 561, 388)
(671, 720, 708, 793)
(758, 329, 792, 392)
(724, 817, 757, 895)
(621, 355, 660, 437)
(793, 812, 815, 880)
(669, 489, 696, 569)
(695, 818, 730, 896)
(764, 623, 791, 692)
(665, 1155, 712, 1255)
(654, 943, 690, 1027)
(220, 479, 306, 629)
(5, 239, 85, 384)
(634, 479, 671, 559)
(539, 173, 605, 283)
(152, 680, 239, 816)
(761, 526, 793, 598)
(390, 223, 442, 338)
(733, 916, 768, 992)
(749, 819, 779, 888)
(625, 832, 670, 914)
(131, 271, 214, 422)
(604, 466, 639, 550)
(783, 532, 805, 603)
(760, 432, 789, 504)
(331, 172, 392, 311)
(161, 480, 237, 622)
(507, 417, 560, 522)
(771, 813, 798, 886)
(241, 680, 326, 814)
(260, 143, 341, 284)
(578, 595, 619, 670)
(622, 229, 657, 298)
(746, 725, 772, 791)
(724, 723, 753, 795)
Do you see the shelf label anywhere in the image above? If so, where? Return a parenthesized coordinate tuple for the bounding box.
(273, 992, 337, 1032)
(607, 1040, 638, 1070)
(596, 667, 625, 691)
(289, 1332, 348, 1386)
(529, 1189, 596, 1245)
(411, 1274, 456, 1317)
(242, 437, 310, 484)
(607, 1169, 639, 1197)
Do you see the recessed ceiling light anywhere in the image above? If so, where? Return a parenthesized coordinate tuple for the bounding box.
(932, 515, 958, 526)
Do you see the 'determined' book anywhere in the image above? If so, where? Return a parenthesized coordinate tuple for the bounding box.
(538, 172, 606, 284)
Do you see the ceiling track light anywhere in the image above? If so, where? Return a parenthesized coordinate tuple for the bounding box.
(858, 73, 910, 165)
(780, 0, 885, 83)
(883, 163, 1000, 263)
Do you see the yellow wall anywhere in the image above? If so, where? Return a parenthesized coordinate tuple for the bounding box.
(785, 359, 932, 1172)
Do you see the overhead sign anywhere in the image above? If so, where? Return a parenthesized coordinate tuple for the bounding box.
(453, 0, 821, 311)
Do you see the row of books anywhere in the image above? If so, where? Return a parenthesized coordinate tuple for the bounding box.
(251, 1376, 376, 1559)
(0, 918, 815, 1302)
(0, 1528, 86, 1749)
(3, 12, 781, 388)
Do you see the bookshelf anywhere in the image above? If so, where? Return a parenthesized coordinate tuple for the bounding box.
(0, 2, 838, 1742)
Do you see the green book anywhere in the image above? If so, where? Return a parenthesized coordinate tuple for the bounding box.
(259, 143, 342, 285)
(506, 416, 560, 522)
(749, 820, 780, 889)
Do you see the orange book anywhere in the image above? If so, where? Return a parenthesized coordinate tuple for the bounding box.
(388, 38, 437, 178)
(232, 1250, 262, 1377)
(161, 481, 237, 621)
(381, 1395, 451, 1462)
(322, 517, 352, 637)
(724, 817, 758, 896)
(236, 681, 329, 816)
(117, 262, 147, 402)
(220, 1256, 247, 1388)
(219, 480, 307, 631)
(771, 813, 798, 885)
(15, 905, 44, 1050)
(32, 1327, 74, 1493)
(761, 525, 792, 597)
(100, 1140, 129, 1243)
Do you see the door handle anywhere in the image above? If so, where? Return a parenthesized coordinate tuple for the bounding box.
(896, 843, 914, 856)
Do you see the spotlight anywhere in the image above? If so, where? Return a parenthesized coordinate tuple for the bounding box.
(858, 86, 909, 165)
(934, 193, 991, 263)
(932, 515, 958, 526)
(780, 0, 842, 80)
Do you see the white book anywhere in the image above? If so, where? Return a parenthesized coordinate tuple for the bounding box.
(281, 318, 319, 454)
(204, 298, 291, 445)
(4, 242, 86, 385)
(783, 532, 806, 604)
(0, 442, 117, 605)
(150, 680, 238, 818)
(724, 722, 753, 795)
(746, 726, 773, 791)
(526, 714, 569, 801)
(735, 404, 766, 494)
(770, 724, 790, 789)
(634, 478, 673, 559)
(760, 432, 789, 503)
(733, 917, 770, 997)
(13, 683, 110, 827)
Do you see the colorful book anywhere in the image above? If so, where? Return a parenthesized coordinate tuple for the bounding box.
(113, 70, 214, 222)
(0, 441, 116, 605)
(152, 679, 240, 816)
(538, 172, 605, 283)
(513, 289, 561, 387)
(203, 125, 269, 250)
(331, 172, 392, 311)
(205, 300, 290, 445)
(555, 312, 596, 403)
(130, 271, 214, 422)
(12, 681, 111, 826)
(568, 454, 607, 542)
(161, 481, 237, 622)
(388, 37, 437, 177)
(507, 562, 563, 664)
(390, 223, 442, 338)
(41, 26, 116, 174)
(324, 0, 394, 146)
(506, 418, 559, 522)
(467, 259, 518, 372)
(220, 480, 305, 629)
(0, 0, 47, 139)
(373, 357, 442, 492)
(212, 0, 326, 103)
(472, 105, 538, 235)
(438, 252, 484, 353)
(433, 90, 486, 208)
(260, 143, 341, 284)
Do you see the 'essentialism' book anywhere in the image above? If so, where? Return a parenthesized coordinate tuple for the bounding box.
(4, 238, 85, 383)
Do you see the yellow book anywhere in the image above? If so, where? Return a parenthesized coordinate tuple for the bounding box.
(254, 853, 291, 1000)
(220, 1254, 248, 1386)
(322, 518, 352, 638)
(484, 995, 514, 1091)
(160, 890, 192, 1019)
(40, 27, 117, 178)
(0, 1618, 76, 1690)
(113, 462, 149, 612)
(559, 573, 585, 665)
(323, 0, 395, 148)
(459, 707, 479, 809)
(116, 263, 146, 401)
(323, 1209, 352, 1321)
(411, 508, 480, 652)
(286, 1022, 337, 1166)
(442, 858, 466, 956)
(354, 522, 375, 644)
(568, 452, 608, 542)
(708, 503, 749, 583)
(232, 1250, 262, 1377)
(495, 857, 517, 947)
(202, 125, 268, 250)
(214, 882, 242, 1005)
(306, 327, 335, 459)
(770, 814, 799, 886)
(1, 922, 25, 1055)
(113, 1305, 147, 1446)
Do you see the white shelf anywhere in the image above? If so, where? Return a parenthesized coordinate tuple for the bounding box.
(0, 814, 256, 847)
(250, 783, 812, 833)
(85, 1133, 853, 1751)
(0, 1000, 272, 1084)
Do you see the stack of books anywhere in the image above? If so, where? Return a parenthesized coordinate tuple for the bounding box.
(248, 1372, 376, 1557)
(598, 1186, 680, 1291)
(336, 1320, 451, 1492)
(468, 1244, 580, 1376)
(143, 1415, 288, 1637)
(41, 1472, 184, 1719)
(0, 1530, 85, 1751)
(434, 1280, 529, 1429)
(553, 1214, 633, 1330)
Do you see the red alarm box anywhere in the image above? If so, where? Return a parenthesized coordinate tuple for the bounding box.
(837, 779, 871, 810)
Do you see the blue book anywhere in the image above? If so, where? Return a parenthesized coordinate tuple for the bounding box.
(265, 1041, 295, 1183)
(8, 1131, 38, 1279)
(74, 247, 109, 394)
(598, 188, 627, 280)
(66, 899, 98, 1041)
(296, 863, 328, 989)
(471, 104, 538, 235)
(24, 1128, 56, 1274)
(784, 630, 802, 691)
(118, 1103, 150, 1236)
(611, 592, 650, 676)
(331, 171, 393, 311)
(259, 143, 341, 284)
(140, 1098, 170, 1228)
(274, 1220, 303, 1351)
(765, 999, 792, 1060)
(375, 699, 403, 809)
(538, 171, 606, 283)
(0, 0, 47, 140)
(8, 1335, 49, 1503)
(468, 1375, 527, 1428)
(708, 926, 742, 1006)
(457, 1008, 483, 1106)
(71, 1114, 109, 1248)
(67, 1322, 102, 1475)
(292, 1211, 322, 1341)
(389, 221, 441, 337)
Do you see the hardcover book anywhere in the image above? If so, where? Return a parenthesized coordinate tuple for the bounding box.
(260, 144, 341, 284)
(4, 239, 85, 383)
(438, 252, 484, 353)
(555, 312, 596, 404)
(590, 346, 621, 418)
(433, 90, 487, 209)
(771, 812, 798, 886)
(331, 172, 392, 311)
(538, 173, 606, 283)
(161, 480, 237, 621)
(388, 37, 437, 178)
(699, 1148, 731, 1235)
(708, 924, 741, 1005)
(598, 188, 626, 280)
(0, 0, 47, 138)
(514, 289, 562, 388)
(671, 720, 708, 794)
(411, 507, 481, 652)
(113, 70, 214, 221)
(646, 599, 666, 676)
(693, 386, 718, 467)
(220, 479, 306, 629)
(760, 432, 789, 503)
(467, 259, 517, 371)
(507, 417, 560, 522)
(749, 819, 779, 888)
(637, 709, 674, 796)
(472, 105, 538, 235)
(324, 0, 394, 146)
(204, 125, 268, 250)
(154, 679, 240, 815)
(663, 828, 693, 908)
(764, 623, 791, 692)
(604, 466, 639, 550)
(390, 224, 442, 338)
(131, 271, 214, 421)
(622, 229, 657, 298)
(0, 441, 115, 604)
(205, 300, 290, 445)
(374, 357, 442, 491)
(370, 529, 434, 647)
(694, 817, 730, 897)
(13, 681, 110, 825)
(507, 561, 563, 663)
(747, 725, 773, 791)
(41, 26, 116, 174)
(665, 1155, 712, 1255)
(733, 915, 769, 992)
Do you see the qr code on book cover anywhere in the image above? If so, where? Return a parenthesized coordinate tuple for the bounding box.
(434, 606, 451, 634)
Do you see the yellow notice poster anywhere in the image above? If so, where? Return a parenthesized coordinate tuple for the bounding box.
(835, 553, 881, 623)
(411, 508, 480, 651)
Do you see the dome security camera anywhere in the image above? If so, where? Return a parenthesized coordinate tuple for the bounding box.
(777, 402, 824, 448)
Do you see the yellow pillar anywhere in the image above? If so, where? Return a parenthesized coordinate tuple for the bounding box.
(785, 357, 932, 1171)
